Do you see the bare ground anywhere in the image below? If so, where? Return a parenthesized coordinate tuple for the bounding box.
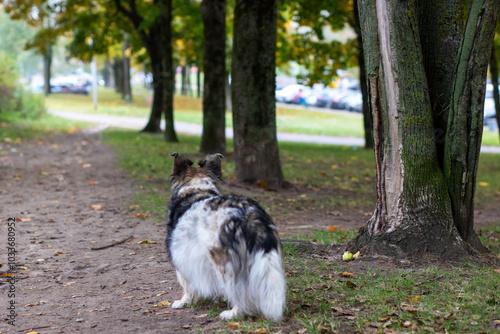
(0, 132, 498, 334)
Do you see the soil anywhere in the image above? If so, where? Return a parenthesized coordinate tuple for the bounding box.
(0, 131, 498, 334)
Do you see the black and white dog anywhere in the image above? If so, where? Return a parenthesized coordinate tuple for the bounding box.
(166, 153, 286, 320)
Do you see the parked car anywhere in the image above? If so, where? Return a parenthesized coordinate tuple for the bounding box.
(305, 89, 334, 108)
(339, 91, 362, 113)
(275, 84, 306, 103)
(329, 89, 357, 110)
(290, 87, 312, 105)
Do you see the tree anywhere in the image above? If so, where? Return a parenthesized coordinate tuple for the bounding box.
(348, 0, 499, 257)
(3, 0, 62, 96)
(199, 0, 226, 154)
(111, 0, 178, 141)
(231, 0, 284, 188)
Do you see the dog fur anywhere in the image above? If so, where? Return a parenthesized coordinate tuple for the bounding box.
(166, 153, 286, 320)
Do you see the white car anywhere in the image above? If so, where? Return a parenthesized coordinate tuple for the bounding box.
(275, 84, 306, 103)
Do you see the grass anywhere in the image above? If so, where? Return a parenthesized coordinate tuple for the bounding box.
(0, 114, 90, 142)
(48, 86, 500, 145)
(102, 128, 500, 333)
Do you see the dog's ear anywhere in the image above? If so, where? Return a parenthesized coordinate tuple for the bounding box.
(170, 152, 194, 180)
(198, 153, 224, 181)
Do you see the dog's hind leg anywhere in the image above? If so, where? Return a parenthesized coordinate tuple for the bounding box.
(219, 306, 240, 320)
(172, 270, 192, 309)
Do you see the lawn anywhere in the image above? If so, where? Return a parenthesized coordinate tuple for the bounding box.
(103, 129, 500, 334)
(47, 86, 500, 145)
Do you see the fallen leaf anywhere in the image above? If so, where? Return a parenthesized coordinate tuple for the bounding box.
(156, 292, 167, 297)
(12, 174, 22, 178)
(256, 180, 268, 189)
(379, 316, 391, 322)
(346, 281, 357, 289)
(89, 181, 96, 185)
(37, 171, 49, 175)
(36, 259, 45, 262)
(62, 282, 77, 287)
(56, 251, 68, 254)
(408, 295, 419, 302)
(157, 300, 171, 307)
(479, 182, 489, 187)
(298, 329, 308, 334)
(20, 266, 28, 270)
(327, 225, 338, 231)
(400, 304, 418, 313)
(26, 332, 39, 334)
(82, 163, 92, 168)
(16, 217, 32, 222)
(122, 296, 134, 299)
(342, 272, 356, 278)
(135, 213, 150, 218)
(228, 322, 240, 329)
(254, 328, 267, 333)
(25, 303, 40, 307)
(156, 311, 172, 315)
(494, 269, 500, 274)
(403, 321, 412, 327)
(2, 273, 13, 277)
(91, 204, 103, 211)
(138, 240, 157, 244)
(352, 251, 360, 259)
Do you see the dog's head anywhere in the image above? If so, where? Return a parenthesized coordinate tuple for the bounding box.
(169, 152, 224, 195)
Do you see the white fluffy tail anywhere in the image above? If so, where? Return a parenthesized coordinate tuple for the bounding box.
(248, 249, 287, 321)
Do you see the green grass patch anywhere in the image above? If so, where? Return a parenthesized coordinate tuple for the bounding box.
(0, 114, 90, 142)
(103, 128, 500, 334)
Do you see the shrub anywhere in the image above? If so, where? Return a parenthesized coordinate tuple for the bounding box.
(0, 50, 46, 121)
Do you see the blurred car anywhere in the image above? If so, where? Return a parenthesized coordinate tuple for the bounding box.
(290, 87, 312, 105)
(51, 84, 89, 95)
(339, 91, 362, 113)
(275, 84, 306, 103)
(329, 89, 356, 110)
(305, 89, 333, 108)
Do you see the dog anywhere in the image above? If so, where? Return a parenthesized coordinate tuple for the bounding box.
(166, 152, 286, 320)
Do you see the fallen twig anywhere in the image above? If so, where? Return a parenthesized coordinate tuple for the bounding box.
(90, 235, 133, 251)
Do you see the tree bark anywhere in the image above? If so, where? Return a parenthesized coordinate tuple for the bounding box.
(197, 68, 201, 98)
(490, 46, 500, 140)
(43, 45, 52, 96)
(443, 0, 499, 251)
(231, 0, 284, 188)
(103, 59, 115, 88)
(200, 0, 226, 154)
(348, 0, 479, 258)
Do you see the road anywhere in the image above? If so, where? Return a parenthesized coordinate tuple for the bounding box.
(49, 109, 500, 153)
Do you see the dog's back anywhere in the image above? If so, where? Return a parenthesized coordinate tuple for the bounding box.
(167, 153, 286, 320)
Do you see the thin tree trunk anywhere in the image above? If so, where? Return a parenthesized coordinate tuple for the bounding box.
(232, 0, 284, 188)
(490, 46, 500, 140)
(181, 65, 187, 95)
(103, 59, 115, 88)
(197, 68, 201, 98)
(353, 0, 372, 149)
(122, 33, 132, 103)
(114, 58, 124, 95)
(200, 0, 226, 154)
(43, 46, 52, 96)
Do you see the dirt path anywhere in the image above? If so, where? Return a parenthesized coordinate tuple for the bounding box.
(0, 132, 233, 333)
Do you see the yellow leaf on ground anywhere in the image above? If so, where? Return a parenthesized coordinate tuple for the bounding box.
(327, 225, 337, 231)
(91, 204, 103, 211)
(157, 300, 171, 307)
(228, 322, 240, 329)
(342, 272, 356, 278)
(479, 182, 489, 187)
(409, 295, 420, 302)
(138, 240, 157, 244)
(254, 328, 267, 333)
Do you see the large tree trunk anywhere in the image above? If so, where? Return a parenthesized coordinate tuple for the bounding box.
(231, 0, 284, 188)
(141, 0, 178, 142)
(43, 46, 52, 96)
(490, 46, 500, 140)
(443, 0, 499, 251)
(122, 33, 132, 103)
(349, 0, 499, 258)
(200, 0, 226, 154)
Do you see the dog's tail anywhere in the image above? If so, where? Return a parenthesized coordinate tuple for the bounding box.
(248, 249, 287, 321)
